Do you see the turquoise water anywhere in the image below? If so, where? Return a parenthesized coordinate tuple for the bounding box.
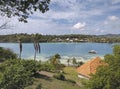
(0, 43, 115, 61)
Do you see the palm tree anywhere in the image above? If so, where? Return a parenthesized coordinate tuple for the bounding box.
(77, 61, 84, 67)
(49, 54, 61, 65)
(32, 34, 40, 61)
(16, 35, 22, 59)
(67, 59, 70, 66)
(72, 57, 77, 67)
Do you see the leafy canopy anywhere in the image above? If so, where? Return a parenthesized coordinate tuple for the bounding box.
(0, 59, 41, 89)
(85, 45, 120, 89)
(0, 0, 50, 22)
(0, 47, 17, 61)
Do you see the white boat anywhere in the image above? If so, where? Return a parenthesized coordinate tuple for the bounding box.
(89, 50, 97, 54)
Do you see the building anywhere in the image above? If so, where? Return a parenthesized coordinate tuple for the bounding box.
(76, 57, 106, 79)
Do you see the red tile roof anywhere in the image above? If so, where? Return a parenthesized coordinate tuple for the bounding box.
(76, 57, 106, 78)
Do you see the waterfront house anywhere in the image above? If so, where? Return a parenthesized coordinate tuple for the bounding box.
(76, 57, 106, 79)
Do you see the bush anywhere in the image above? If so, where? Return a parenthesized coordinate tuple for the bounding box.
(40, 62, 55, 72)
(67, 79, 76, 84)
(21, 60, 41, 75)
(53, 73, 66, 81)
(0, 59, 33, 89)
(0, 59, 42, 89)
(0, 47, 17, 61)
(36, 83, 42, 89)
(85, 45, 120, 89)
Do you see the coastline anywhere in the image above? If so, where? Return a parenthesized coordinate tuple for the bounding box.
(26, 55, 104, 65)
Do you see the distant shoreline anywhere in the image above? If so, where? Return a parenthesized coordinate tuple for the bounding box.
(0, 33, 120, 43)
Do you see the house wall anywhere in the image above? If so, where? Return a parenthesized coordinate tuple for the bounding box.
(78, 74, 89, 80)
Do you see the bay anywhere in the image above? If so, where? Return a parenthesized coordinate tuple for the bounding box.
(0, 42, 115, 62)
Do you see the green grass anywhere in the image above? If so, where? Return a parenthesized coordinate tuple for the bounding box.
(63, 66, 83, 85)
(25, 67, 85, 89)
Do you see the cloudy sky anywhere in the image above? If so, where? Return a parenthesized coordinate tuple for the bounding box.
(0, 0, 120, 35)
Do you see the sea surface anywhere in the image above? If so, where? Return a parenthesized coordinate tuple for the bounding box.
(0, 42, 117, 63)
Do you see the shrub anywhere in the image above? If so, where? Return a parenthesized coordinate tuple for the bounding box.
(36, 83, 42, 89)
(67, 79, 76, 84)
(0, 60, 33, 89)
(53, 73, 66, 81)
(0, 59, 42, 89)
(21, 60, 41, 75)
(40, 62, 55, 72)
(0, 47, 17, 61)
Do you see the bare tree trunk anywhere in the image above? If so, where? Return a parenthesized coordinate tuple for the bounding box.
(19, 42, 22, 59)
(34, 50, 37, 61)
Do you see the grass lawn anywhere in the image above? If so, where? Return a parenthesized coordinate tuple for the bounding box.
(25, 67, 85, 89)
(63, 66, 83, 85)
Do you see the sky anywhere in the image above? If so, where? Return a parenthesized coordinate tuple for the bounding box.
(0, 0, 120, 35)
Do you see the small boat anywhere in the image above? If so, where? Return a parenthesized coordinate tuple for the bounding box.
(89, 50, 97, 54)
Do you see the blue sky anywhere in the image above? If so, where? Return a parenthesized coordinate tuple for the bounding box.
(0, 0, 120, 35)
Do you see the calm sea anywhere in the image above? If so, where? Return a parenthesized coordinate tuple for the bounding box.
(0, 42, 117, 62)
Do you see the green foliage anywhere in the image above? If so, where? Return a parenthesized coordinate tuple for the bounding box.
(67, 79, 76, 84)
(49, 54, 61, 65)
(40, 62, 55, 72)
(48, 54, 65, 71)
(21, 60, 41, 75)
(67, 59, 71, 66)
(0, 59, 34, 89)
(36, 83, 42, 89)
(85, 45, 120, 89)
(104, 54, 114, 65)
(0, 47, 17, 61)
(0, 0, 50, 22)
(113, 45, 120, 57)
(0, 59, 42, 89)
(1, 34, 120, 43)
(72, 57, 77, 66)
(53, 73, 66, 81)
(77, 61, 84, 67)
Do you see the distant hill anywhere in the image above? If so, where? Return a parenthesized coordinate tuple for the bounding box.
(0, 33, 120, 43)
(98, 34, 120, 38)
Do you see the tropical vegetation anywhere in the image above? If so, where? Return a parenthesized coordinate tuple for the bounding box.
(1, 33, 120, 43)
(0, 0, 50, 23)
(84, 45, 120, 89)
(0, 47, 17, 62)
(0, 59, 41, 89)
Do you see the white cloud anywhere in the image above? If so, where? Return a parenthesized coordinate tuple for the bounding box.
(104, 16, 119, 25)
(1, 0, 120, 35)
(108, 16, 119, 21)
(73, 22, 86, 29)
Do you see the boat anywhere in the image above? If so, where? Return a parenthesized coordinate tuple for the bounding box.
(89, 50, 97, 54)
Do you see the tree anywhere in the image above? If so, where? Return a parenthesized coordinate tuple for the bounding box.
(16, 35, 23, 59)
(67, 59, 70, 66)
(0, 59, 42, 89)
(48, 54, 65, 71)
(72, 57, 77, 67)
(49, 54, 61, 65)
(0, 21, 10, 30)
(0, 59, 33, 89)
(0, 47, 17, 62)
(85, 45, 120, 89)
(32, 34, 41, 61)
(113, 45, 120, 57)
(77, 61, 84, 67)
(36, 83, 42, 89)
(0, 0, 50, 22)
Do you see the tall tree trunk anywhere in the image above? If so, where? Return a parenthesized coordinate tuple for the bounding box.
(19, 41, 22, 59)
(34, 49, 37, 61)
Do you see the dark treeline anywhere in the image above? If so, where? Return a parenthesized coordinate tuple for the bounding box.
(0, 33, 120, 43)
